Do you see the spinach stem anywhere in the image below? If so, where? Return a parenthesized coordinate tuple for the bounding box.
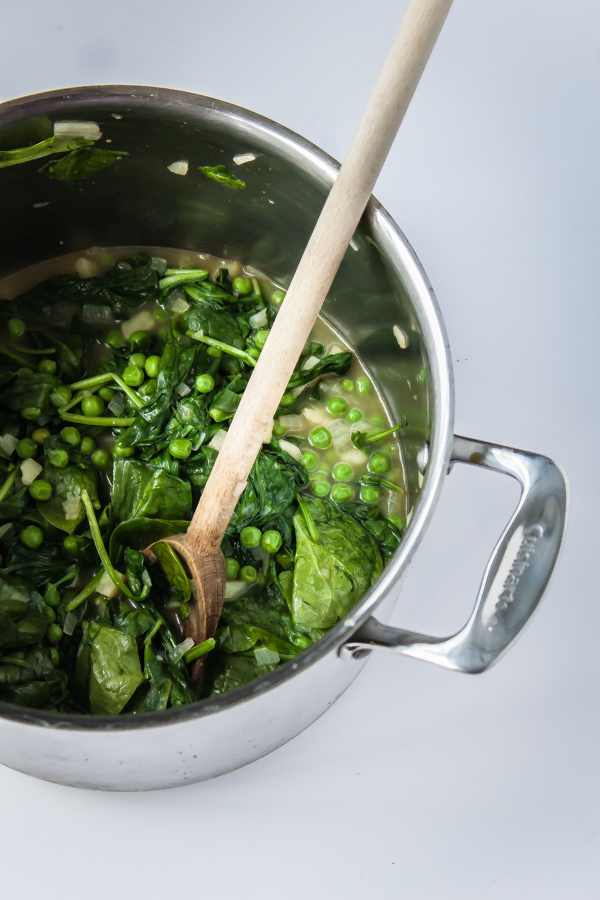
(296, 495, 319, 542)
(183, 638, 215, 664)
(58, 388, 96, 414)
(0, 466, 18, 503)
(65, 569, 104, 612)
(60, 413, 135, 427)
(6, 345, 56, 355)
(69, 372, 143, 409)
(0, 345, 36, 368)
(80, 491, 140, 602)
(187, 331, 256, 368)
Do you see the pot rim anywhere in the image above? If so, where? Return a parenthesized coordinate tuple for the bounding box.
(0, 84, 454, 731)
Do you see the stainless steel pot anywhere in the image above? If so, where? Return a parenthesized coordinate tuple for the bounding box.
(0, 86, 567, 791)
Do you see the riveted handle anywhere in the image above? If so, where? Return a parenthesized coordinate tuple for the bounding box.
(340, 435, 567, 673)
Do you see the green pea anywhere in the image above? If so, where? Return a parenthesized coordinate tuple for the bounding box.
(207, 346, 222, 358)
(16, 438, 37, 459)
(60, 426, 80, 446)
(241, 526, 261, 548)
(92, 448, 111, 468)
(273, 422, 286, 437)
(279, 392, 295, 407)
(301, 450, 319, 471)
(38, 358, 57, 375)
(17, 367, 33, 376)
(271, 289, 286, 306)
(355, 376, 372, 395)
(32, 428, 50, 444)
(233, 276, 252, 295)
(128, 330, 150, 351)
(225, 558, 240, 580)
(122, 365, 144, 387)
(371, 413, 385, 427)
(106, 330, 125, 349)
(46, 623, 63, 644)
(153, 307, 168, 324)
(29, 480, 52, 501)
(138, 378, 157, 399)
(254, 330, 270, 349)
(247, 347, 261, 360)
(347, 409, 363, 424)
(113, 442, 133, 459)
(195, 373, 215, 393)
(370, 453, 391, 474)
(130, 352, 147, 369)
(312, 480, 330, 497)
(240, 565, 257, 583)
(333, 462, 353, 482)
(8, 318, 25, 339)
(20, 525, 43, 549)
(327, 396, 348, 415)
(21, 407, 41, 420)
(342, 379, 354, 393)
(81, 395, 105, 417)
(50, 385, 72, 407)
(44, 586, 61, 608)
(49, 449, 69, 468)
(360, 485, 379, 503)
(80, 436, 96, 456)
(309, 426, 332, 449)
(49, 647, 60, 666)
(331, 483, 354, 502)
(145, 355, 161, 378)
(63, 536, 79, 557)
(387, 514, 404, 530)
(261, 530, 282, 553)
(169, 438, 192, 459)
(46, 607, 56, 623)
(98, 386, 115, 402)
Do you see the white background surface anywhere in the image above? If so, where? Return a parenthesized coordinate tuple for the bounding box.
(1, 1, 599, 897)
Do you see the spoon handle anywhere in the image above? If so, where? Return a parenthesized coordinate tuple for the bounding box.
(187, 0, 454, 553)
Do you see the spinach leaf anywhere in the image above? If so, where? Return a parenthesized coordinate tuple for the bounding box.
(0, 576, 52, 650)
(76, 621, 144, 715)
(3, 541, 71, 585)
(39, 147, 128, 181)
(0, 647, 68, 709)
(36, 463, 99, 534)
(291, 497, 382, 630)
(0, 371, 55, 414)
(36, 332, 84, 381)
(219, 583, 312, 648)
(181, 302, 245, 348)
(111, 458, 192, 522)
(109, 517, 190, 564)
(228, 446, 308, 533)
(199, 165, 246, 189)
(341, 501, 402, 562)
(0, 487, 29, 523)
(207, 653, 277, 697)
(150, 541, 191, 604)
(351, 420, 405, 453)
(0, 135, 92, 168)
(288, 352, 352, 390)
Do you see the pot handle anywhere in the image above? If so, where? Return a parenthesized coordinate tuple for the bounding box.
(340, 435, 567, 673)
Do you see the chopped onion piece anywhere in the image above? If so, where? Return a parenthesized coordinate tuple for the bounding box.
(165, 292, 190, 314)
(249, 308, 268, 329)
(54, 120, 101, 140)
(224, 581, 248, 600)
(262, 419, 274, 444)
(302, 406, 328, 426)
(327, 343, 345, 355)
(177, 382, 192, 397)
(329, 419, 351, 448)
(254, 647, 279, 666)
(341, 448, 369, 467)
(279, 414, 303, 431)
(393, 325, 409, 349)
(63, 495, 81, 520)
(83, 304, 114, 324)
(108, 394, 124, 416)
(279, 440, 302, 462)
(167, 160, 189, 176)
(233, 152, 256, 165)
(96, 570, 121, 599)
(36, 414, 51, 426)
(302, 355, 320, 371)
(208, 429, 226, 452)
(150, 257, 167, 274)
(122, 310, 155, 340)
(170, 637, 194, 663)
(62, 612, 78, 636)
(0, 434, 19, 456)
(75, 257, 100, 278)
(0, 523, 13, 540)
(20, 458, 43, 486)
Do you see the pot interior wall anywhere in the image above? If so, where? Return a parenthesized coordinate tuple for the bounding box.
(0, 87, 430, 508)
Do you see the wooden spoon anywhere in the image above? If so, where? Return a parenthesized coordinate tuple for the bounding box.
(147, 0, 454, 679)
